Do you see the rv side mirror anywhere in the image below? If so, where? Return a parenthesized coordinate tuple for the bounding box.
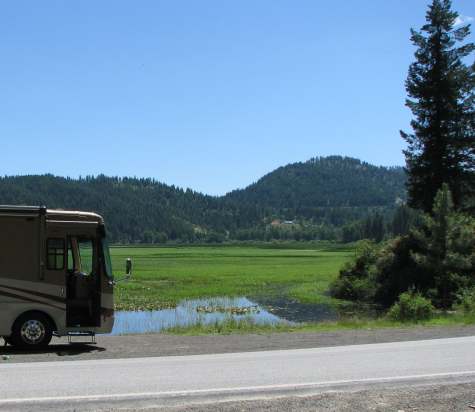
(126, 258, 132, 277)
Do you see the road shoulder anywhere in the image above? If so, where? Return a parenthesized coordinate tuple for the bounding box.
(151, 381, 475, 412)
(1, 324, 474, 364)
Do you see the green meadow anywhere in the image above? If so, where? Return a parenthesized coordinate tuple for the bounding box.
(111, 244, 354, 311)
(110, 244, 475, 333)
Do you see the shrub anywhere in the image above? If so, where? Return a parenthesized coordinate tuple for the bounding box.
(329, 240, 379, 302)
(373, 235, 432, 307)
(455, 288, 475, 314)
(387, 291, 435, 322)
(329, 276, 376, 302)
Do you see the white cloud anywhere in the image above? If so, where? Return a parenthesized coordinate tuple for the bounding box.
(454, 15, 474, 27)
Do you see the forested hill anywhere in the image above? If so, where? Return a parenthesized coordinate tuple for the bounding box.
(225, 156, 406, 208)
(0, 156, 406, 243)
(0, 175, 221, 243)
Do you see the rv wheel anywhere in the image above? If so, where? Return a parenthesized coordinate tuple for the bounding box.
(11, 313, 53, 348)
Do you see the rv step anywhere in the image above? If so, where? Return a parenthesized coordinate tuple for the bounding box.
(67, 332, 96, 345)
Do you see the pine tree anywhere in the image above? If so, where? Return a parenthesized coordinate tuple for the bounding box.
(401, 0, 475, 213)
(412, 184, 475, 307)
(391, 205, 411, 236)
(371, 213, 385, 242)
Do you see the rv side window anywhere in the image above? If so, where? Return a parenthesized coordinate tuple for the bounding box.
(67, 240, 75, 271)
(78, 239, 94, 276)
(47, 238, 65, 270)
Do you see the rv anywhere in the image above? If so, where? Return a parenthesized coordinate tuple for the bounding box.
(0, 206, 130, 347)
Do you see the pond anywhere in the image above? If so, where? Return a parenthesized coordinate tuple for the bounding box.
(110, 296, 338, 335)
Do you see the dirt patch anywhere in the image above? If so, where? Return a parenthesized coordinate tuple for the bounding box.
(1, 324, 474, 364)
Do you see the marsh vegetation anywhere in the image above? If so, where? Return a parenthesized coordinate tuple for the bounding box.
(110, 242, 475, 335)
(112, 243, 353, 312)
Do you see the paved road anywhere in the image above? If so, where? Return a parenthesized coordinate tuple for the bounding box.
(1, 336, 474, 411)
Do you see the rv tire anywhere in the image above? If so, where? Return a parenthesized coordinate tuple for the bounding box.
(11, 312, 53, 348)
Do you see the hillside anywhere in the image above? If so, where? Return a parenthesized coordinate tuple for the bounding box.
(0, 156, 407, 242)
(0, 175, 220, 243)
(225, 156, 406, 208)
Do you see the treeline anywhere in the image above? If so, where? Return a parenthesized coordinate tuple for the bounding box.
(341, 205, 421, 243)
(0, 156, 406, 243)
(230, 206, 419, 243)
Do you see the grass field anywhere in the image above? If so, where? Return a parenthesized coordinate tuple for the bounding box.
(109, 244, 475, 334)
(163, 311, 475, 335)
(111, 243, 354, 311)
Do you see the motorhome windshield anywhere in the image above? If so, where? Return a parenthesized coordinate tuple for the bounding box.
(102, 239, 113, 280)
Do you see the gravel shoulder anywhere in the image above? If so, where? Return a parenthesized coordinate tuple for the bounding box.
(147, 382, 475, 412)
(1, 324, 475, 364)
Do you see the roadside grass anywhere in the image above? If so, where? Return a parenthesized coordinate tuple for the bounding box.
(162, 311, 475, 335)
(111, 244, 353, 311)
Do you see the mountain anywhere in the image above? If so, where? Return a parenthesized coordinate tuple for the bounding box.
(225, 156, 406, 208)
(0, 156, 407, 243)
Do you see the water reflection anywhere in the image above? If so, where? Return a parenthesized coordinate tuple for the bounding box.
(111, 296, 285, 335)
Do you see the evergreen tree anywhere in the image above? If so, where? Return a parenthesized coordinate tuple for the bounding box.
(391, 205, 421, 236)
(401, 0, 475, 213)
(412, 184, 475, 307)
(391, 205, 411, 236)
(371, 213, 385, 242)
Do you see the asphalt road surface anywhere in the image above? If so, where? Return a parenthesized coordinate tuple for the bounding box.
(1, 336, 474, 411)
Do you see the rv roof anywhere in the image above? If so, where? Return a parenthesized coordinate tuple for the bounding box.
(47, 209, 103, 224)
(0, 205, 104, 224)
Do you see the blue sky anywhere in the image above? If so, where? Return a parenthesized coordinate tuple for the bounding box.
(1, 1, 473, 195)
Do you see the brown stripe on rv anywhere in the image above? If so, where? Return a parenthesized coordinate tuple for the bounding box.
(0, 289, 66, 311)
(0, 284, 66, 304)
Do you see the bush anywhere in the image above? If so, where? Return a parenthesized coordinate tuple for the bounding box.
(455, 288, 475, 314)
(329, 276, 376, 302)
(329, 240, 379, 302)
(387, 291, 435, 322)
(373, 235, 432, 307)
